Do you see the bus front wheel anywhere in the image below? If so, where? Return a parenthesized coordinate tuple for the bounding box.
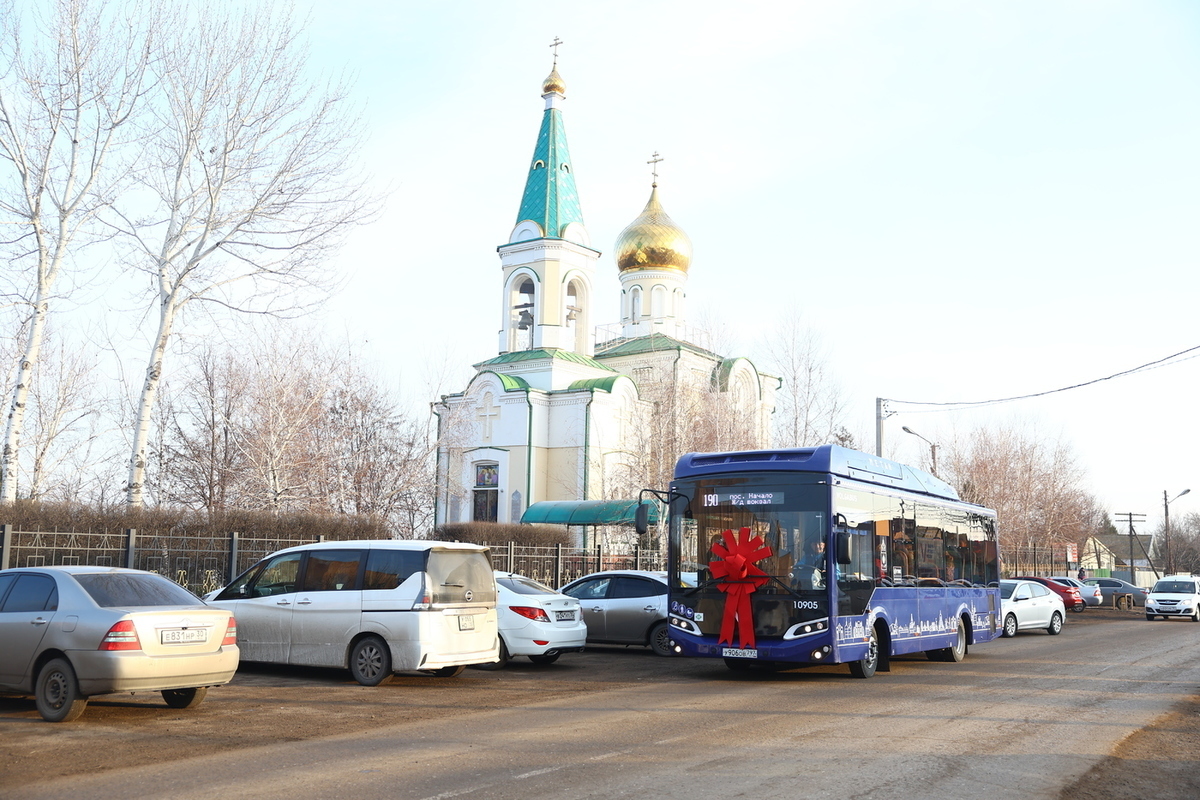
(848, 628, 879, 678)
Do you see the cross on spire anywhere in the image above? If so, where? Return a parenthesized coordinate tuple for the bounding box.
(550, 37, 563, 67)
(647, 152, 663, 187)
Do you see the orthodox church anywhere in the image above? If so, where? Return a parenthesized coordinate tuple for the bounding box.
(432, 59, 777, 529)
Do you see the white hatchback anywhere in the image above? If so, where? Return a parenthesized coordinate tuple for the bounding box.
(1145, 576, 1200, 621)
(478, 572, 587, 669)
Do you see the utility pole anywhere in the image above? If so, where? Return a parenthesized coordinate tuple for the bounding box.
(1119, 512, 1147, 584)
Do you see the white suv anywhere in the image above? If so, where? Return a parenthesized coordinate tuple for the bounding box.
(1145, 575, 1200, 622)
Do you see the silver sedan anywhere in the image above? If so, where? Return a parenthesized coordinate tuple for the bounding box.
(0, 566, 239, 722)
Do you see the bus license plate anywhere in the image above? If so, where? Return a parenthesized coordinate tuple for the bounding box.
(161, 628, 207, 645)
(458, 615, 475, 631)
(722, 647, 758, 658)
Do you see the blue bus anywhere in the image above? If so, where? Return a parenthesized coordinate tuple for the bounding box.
(638, 445, 1001, 677)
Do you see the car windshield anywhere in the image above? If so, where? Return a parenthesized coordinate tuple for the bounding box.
(1151, 581, 1197, 594)
(498, 576, 556, 595)
(74, 572, 202, 607)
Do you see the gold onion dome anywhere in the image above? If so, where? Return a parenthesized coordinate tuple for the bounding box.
(614, 186, 692, 273)
(542, 67, 566, 95)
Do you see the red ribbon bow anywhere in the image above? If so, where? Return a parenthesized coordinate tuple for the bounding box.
(709, 527, 773, 649)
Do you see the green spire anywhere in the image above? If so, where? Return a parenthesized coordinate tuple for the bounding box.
(515, 74, 585, 242)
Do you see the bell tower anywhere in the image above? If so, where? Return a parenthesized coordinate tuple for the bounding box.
(496, 41, 601, 356)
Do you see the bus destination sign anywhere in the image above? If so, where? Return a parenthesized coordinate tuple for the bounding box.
(701, 491, 783, 508)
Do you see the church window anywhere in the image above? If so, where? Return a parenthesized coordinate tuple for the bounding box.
(510, 277, 536, 351)
(630, 287, 642, 321)
(651, 285, 667, 318)
(473, 462, 499, 523)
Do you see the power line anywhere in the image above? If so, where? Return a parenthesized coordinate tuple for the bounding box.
(887, 343, 1200, 411)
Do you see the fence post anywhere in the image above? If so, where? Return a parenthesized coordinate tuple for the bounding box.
(635, 544, 642, 571)
(125, 528, 137, 569)
(1, 524, 11, 570)
(555, 542, 562, 589)
(229, 531, 240, 582)
(508, 541, 515, 573)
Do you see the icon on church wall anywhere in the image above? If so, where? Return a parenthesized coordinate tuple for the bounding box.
(475, 464, 499, 488)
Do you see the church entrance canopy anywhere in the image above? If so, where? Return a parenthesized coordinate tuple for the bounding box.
(520, 499, 658, 526)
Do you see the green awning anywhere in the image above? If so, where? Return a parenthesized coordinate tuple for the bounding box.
(520, 499, 659, 526)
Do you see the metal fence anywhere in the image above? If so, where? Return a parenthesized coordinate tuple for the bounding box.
(0, 526, 664, 594)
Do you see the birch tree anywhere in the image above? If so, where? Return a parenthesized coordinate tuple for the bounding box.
(111, 4, 368, 507)
(761, 312, 850, 448)
(0, 0, 153, 502)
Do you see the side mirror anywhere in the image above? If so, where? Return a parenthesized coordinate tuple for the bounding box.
(836, 531, 852, 565)
(634, 502, 650, 535)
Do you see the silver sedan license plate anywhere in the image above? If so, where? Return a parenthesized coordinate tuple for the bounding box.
(722, 647, 757, 658)
(458, 614, 475, 631)
(161, 628, 208, 645)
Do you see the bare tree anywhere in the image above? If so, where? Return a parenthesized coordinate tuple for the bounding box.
(760, 312, 849, 448)
(0, 0, 153, 502)
(942, 422, 1101, 566)
(109, 4, 370, 507)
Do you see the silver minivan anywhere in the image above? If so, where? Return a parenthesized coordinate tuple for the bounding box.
(207, 540, 498, 684)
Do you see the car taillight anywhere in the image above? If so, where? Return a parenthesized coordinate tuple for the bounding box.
(222, 616, 238, 646)
(511, 606, 550, 623)
(99, 619, 142, 651)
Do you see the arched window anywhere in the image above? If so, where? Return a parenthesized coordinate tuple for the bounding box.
(565, 279, 585, 351)
(630, 286, 642, 322)
(651, 285, 667, 318)
(473, 462, 499, 522)
(510, 276, 536, 351)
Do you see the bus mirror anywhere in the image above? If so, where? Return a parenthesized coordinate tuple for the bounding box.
(634, 503, 650, 535)
(836, 531, 853, 565)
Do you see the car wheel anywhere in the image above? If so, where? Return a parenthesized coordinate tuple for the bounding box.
(1146, 614, 1155, 621)
(161, 686, 207, 709)
(1193, 609, 1200, 623)
(1071, 603, 1085, 613)
(1047, 611, 1063, 635)
(349, 636, 392, 686)
(421, 665, 465, 677)
(473, 638, 509, 670)
(849, 626, 879, 678)
(528, 652, 560, 665)
(35, 658, 88, 723)
(1002, 613, 1018, 638)
(649, 621, 673, 657)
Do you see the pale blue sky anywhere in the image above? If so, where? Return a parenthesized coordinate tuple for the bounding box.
(303, 0, 1200, 529)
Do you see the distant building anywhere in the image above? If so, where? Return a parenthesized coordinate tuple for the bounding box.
(432, 59, 776, 529)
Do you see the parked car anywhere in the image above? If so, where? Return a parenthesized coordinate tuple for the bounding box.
(999, 579, 1066, 637)
(206, 540, 498, 685)
(559, 570, 683, 656)
(1145, 575, 1200, 621)
(1013, 575, 1084, 612)
(1083, 577, 1149, 608)
(477, 571, 587, 668)
(1050, 576, 1103, 607)
(0, 566, 238, 722)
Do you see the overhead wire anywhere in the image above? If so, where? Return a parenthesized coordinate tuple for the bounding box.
(885, 343, 1200, 412)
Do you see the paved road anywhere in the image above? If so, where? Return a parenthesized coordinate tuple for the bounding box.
(4, 611, 1198, 800)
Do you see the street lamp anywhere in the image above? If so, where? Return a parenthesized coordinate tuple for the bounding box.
(1163, 488, 1190, 575)
(901, 426, 938, 477)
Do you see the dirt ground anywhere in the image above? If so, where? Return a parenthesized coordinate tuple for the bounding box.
(1060, 677, 1200, 800)
(1, 607, 1197, 798)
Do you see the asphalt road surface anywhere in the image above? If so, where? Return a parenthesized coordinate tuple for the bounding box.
(2, 608, 1198, 800)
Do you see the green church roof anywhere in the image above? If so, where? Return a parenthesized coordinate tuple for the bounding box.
(594, 332, 720, 360)
(515, 89, 584, 241)
(474, 348, 616, 372)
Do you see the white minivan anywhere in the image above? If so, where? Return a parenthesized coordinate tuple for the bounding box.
(207, 540, 498, 684)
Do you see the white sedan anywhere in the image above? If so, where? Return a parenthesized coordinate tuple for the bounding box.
(478, 572, 587, 668)
(999, 578, 1065, 637)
